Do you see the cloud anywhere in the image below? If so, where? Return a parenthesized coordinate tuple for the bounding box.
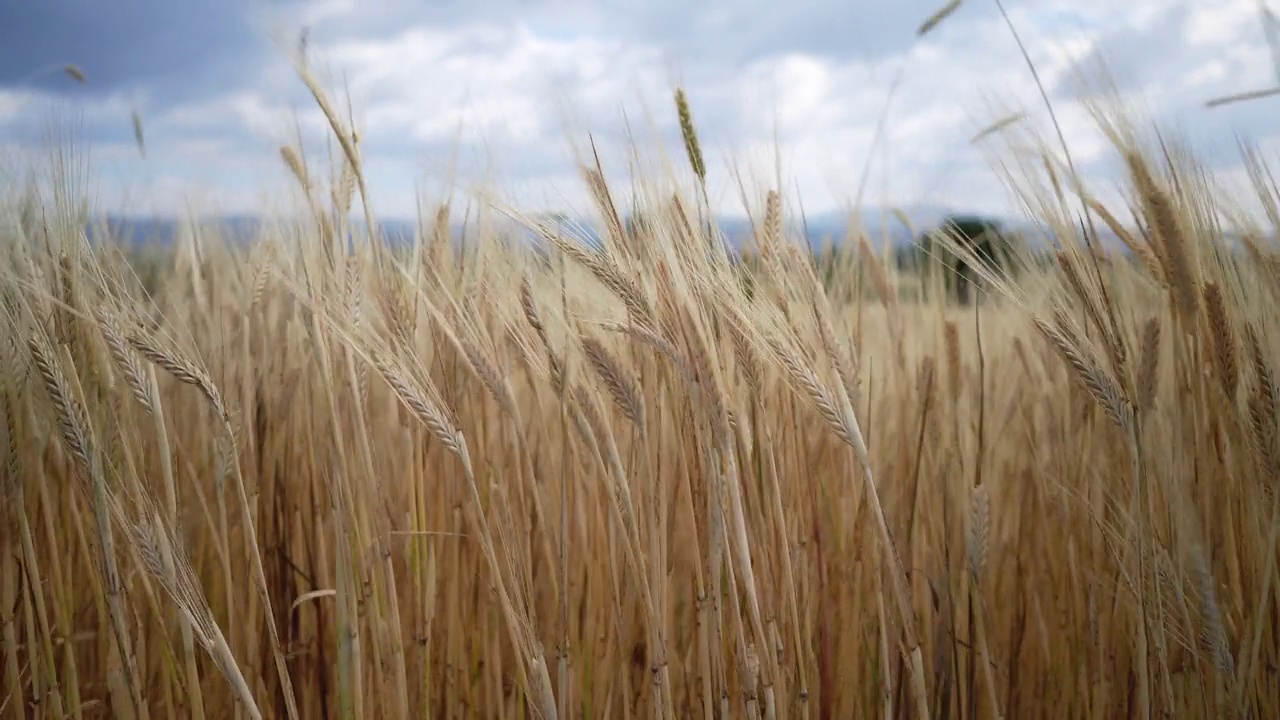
(0, 0, 279, 102)
(0, 0, 1276, 225)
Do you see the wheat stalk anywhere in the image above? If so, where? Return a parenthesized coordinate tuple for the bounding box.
(1203, 282, 1239, 399)
(580, 331, 645, 427)
(1033, 314, 1134, 432)
(27, 332, 143, 719)
(1137, 317, 1162, 413)
(130, 510, 262, 720)
(369, 346, 558, 719)
(1129, 153, 1198, 320)
(675, 88, 706, 183)
(125, 329, 228, 422)
(126, 326, 300, 720)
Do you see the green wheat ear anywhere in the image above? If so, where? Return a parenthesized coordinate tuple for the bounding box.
(674, 88, 705, 183)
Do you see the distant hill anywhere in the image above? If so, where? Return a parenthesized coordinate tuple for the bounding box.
(79, 208, 1260, 260)
(84, 204, 976, 250)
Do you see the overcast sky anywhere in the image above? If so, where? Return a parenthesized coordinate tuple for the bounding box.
(0, 0, 1276, 222)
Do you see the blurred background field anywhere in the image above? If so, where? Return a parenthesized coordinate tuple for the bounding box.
(4, 2, 1280, 720)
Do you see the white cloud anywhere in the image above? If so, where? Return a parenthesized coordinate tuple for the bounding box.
(1, 0, 1275, 226)
(0, 90, 36, 125)
(1184, 1, 1260, 48)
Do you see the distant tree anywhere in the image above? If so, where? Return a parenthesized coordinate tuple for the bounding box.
(915, 215, 1020, 305)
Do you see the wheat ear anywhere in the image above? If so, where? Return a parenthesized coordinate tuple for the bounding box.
(126, 328, 301, 720)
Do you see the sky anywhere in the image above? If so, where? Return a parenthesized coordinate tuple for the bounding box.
(0, 0, 1277, 224)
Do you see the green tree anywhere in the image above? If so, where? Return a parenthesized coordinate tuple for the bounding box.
(915, 215, 1019, 305)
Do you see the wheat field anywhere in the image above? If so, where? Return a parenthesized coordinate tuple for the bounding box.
(2, 44, 1279, 720)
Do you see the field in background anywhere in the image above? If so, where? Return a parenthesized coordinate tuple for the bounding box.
(4, 42, 1280, 720)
